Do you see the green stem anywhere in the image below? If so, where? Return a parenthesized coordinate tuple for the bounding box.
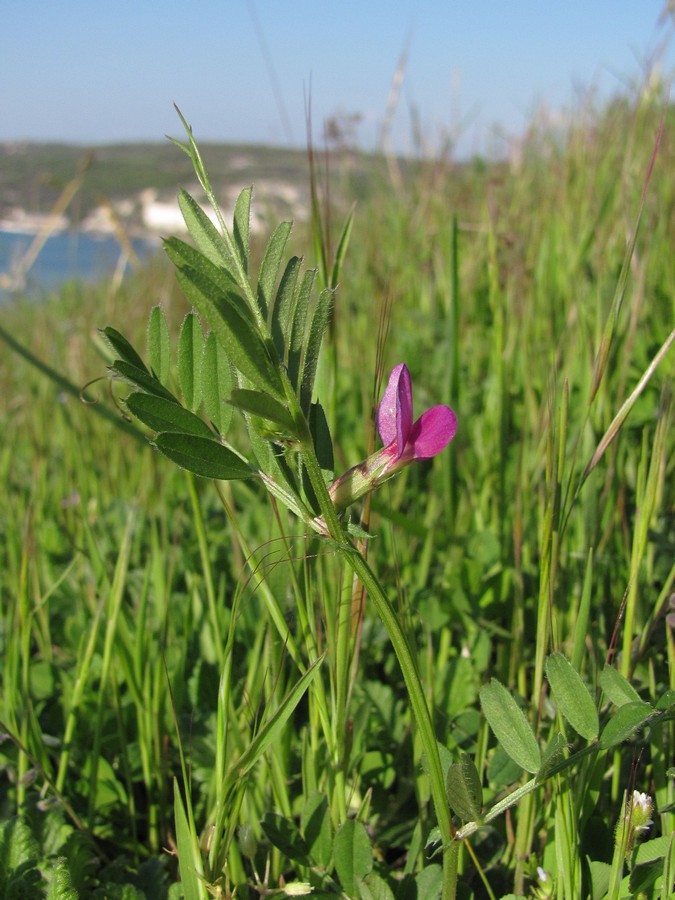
(294, 415, 457, 897)
(341, 547, 458, 898)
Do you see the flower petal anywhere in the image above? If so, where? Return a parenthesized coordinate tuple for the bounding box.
(395, 365, 413, 456)
(377, 363, 413, 452)
(407, 405, 457, 459)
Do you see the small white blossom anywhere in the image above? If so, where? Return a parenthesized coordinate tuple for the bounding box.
(630, 790, 654, 833)
(283, 882, 313, 896)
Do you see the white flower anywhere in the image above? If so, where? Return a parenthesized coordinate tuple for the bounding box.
(283, 883, 313, 896)
(631, 790, 654, 833)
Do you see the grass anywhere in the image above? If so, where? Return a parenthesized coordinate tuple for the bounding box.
(0, 87, 673, 900)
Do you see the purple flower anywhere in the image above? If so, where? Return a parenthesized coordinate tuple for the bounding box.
(329, 363, 457, 510)
(377, 363, 457, 465)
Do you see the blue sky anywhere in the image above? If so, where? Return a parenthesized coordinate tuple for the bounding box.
(2, 1, 673, 154)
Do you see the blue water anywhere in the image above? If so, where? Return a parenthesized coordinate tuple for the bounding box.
(0, 229, 158, 297)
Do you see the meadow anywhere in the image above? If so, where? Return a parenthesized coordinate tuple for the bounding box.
(0, 90, 673, 899)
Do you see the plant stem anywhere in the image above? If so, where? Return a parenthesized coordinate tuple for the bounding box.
(295, 416, 458, 897)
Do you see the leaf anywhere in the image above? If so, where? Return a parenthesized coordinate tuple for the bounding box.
(301, 792, 333, 870)
(599, 666, 643, 707)
(165, 237, 284, 399)
(0, 817, 41, 894)
(629, 858, 663, 896)
(45, 858, 78, 900)
(166, 235, 236, 295)
(110, 359, 176, 401)
(100, 326, 148, 371)
(173, 781, 203, 900)
(310, 402, 334, 477)
(147, 305, 171, 384)
(233, 186, 252, 273)
(333, 819, 372, 898)
(177, 312, 204, 411)
(228, 388, 296, 431)
(154, 433, 252, 480)
(656, 688, 675, 711)
(202, 331, 233, 434)
(177, 190, 238, 278)
(599, 701, 656, 749)
(300, 287, 333, 410)
(479, 679, 541, 774)
(446, 753, 483, 821)
(288, 268, 316, 390)
(260, 813, 308, 863)
(257, 220, 292, 321)
(125, 393, 213, 439)
(414, 865, 443, 900)
(271, 255, 302, 361)
(634, 835, 672, 865)
(359, 872, 395, 900)
(587, 859, 611, 900)
(545, 652, 599, 740)
(487, 744, 523, 788)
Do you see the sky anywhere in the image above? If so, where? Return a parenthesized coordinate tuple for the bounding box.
(1, 1, 673, 156)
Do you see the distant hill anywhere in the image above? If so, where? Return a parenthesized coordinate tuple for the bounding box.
(0, 141, 387, 235)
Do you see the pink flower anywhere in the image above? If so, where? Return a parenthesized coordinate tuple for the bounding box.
(377, 363, 457, 465)
(329, 363, 457, 510)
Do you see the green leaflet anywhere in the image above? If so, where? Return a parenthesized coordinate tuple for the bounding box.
(201, 331, 233, 435)
(110, 359, 176, 401)
(233, 186, 252, 274)
(300, 287, 333, 410)
(446, 753, 483, 821)
(147, 305, 170, 385)
(271, 254, 302, 362)
(228, 388, 296, 432)
(177, 312, 204, 411)
(165, 237, 284, 400)
(101, 326, 148, 372)
(599, 701, 656, 749)
(599, 665, 643, 708)
(309, 401, 334, 477)
(260, 813, 308, 864)
(154, 433, 252, 481)
(333, 819, 373, 898)
(257, 220, 292, 322)
(177, 189, 238, 278)
(301, 792, 333, 870)
(165, 235, 240, 296)
(287, 268, 316, 390)
(545, 652, 599, 740)
(479, 678, 541, 774)
(125, 393, 213, 439)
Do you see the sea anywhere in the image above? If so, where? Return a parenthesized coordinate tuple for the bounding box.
(0, 228, 159, 299)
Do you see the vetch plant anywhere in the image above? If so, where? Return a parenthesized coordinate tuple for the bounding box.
(102, 111, 462, 898)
